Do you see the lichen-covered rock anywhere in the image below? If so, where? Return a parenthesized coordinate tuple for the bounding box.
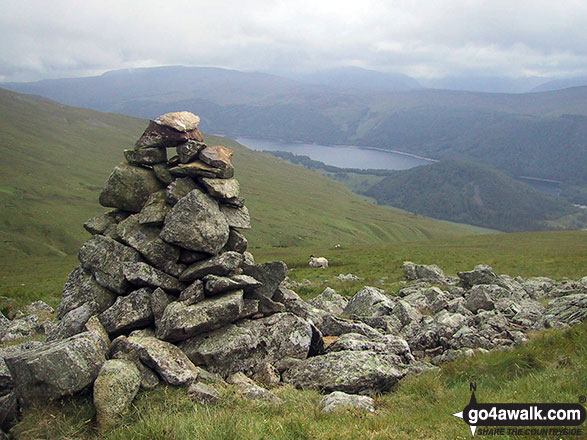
(179, 280, 205, 304)
(135, 119, 203, 149)
(160, 188, 230, 255)
(83, 210, 129, 235)
(458, 265, 505, 289)
(223, 229, 248, 253)
(200, 178, 240, 200)
(326, 333, 414, 363)
(99, 288, 153, 335)
(242, 261, 287, 299)
(124, 147, 167, 166)
(308, 287, 348, 315)
(180, 251, 244, 282)
(0, 315, 41, 344)
(188, 382, 221, 406)
(169, 160, 228, 178)
(227, 372, 282, 405)
(123, 262, 185, 293)
(156, 290, 244, 342)
(177, 140, 205, 163)
(320, 391, 375, 413)
(343, 286, 395, 318)
(99, 163, 164, 212)
(403, 261, 449, 284)
(47, 303, 93, 342)
(282, 350, 406, 395)
(544, 294, 587, 328)
(204, 274, 261, 296)
(179, 313, 316, 377)
(78, 235, 143, 294)
(137, 191, 170, 225)
(153, 163, 175, 185)
(4, 331, 108, 407)
(93, 359, 141, 431)
(199, 145, 234, 177)
(58, 266, 117, 319)
(465, 286, 496, 313)
(220, 204, 251, 229)
(166, 177, 198, 205)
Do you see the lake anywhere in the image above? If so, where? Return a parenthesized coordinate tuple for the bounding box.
(235, 137, 434, 170)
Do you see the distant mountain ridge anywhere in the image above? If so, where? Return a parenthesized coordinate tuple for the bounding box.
(3, 66, 586, 186)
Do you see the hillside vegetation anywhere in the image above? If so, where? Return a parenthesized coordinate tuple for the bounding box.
(4, 66, 587, 186)
(365, 160, 581, 232)
(0, 87, 481, 264)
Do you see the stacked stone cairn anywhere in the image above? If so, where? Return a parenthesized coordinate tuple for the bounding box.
(1, 111, 586, 434)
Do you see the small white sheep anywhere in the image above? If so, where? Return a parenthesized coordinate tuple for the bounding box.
(309, 255, 329, 268)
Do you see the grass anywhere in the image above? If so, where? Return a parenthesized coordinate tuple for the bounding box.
(12, 322, 587, 440)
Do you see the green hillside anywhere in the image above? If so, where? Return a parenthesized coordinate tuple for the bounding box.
(0, 87, 483, 264)
(365, 160, 581, 232)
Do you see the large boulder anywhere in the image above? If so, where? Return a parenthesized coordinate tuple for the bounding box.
(179, 313, 317, 377)
(99, 163, 164, 213)
(156, 290, 244, 342)
(93, 359, 141, 431)
(343, 287, 395, 318)
(57, 266, 116, 319)
(282, 350, 406, 395)
(78, 235, 143, 294)
(4, 331, 108, 407)
(160, 188, 230, 255)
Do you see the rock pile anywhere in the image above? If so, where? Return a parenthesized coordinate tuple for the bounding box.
(0, 111, 585, 433)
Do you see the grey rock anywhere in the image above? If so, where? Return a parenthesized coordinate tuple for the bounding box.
(308, 287, 348, 315)
(117, 215, 180, 271)
(57, 267, 116, 319)
(99, 288, 153, 335)
(327, 333, 414, 364)
(392, 300, 422, 327)
(153, 163, 175, 185)
(343, 286, 395, 318)
(0, 392, 18, 432)
(161, 188, 230, 254)
(282, 350, 406, 395)
(179, 313, 315, 377)
(93, 359, 141, 431)
(0, 314, 41, 344)
(320, 391, 375, 413)
(123, 262, 185, 293)
(238, 298, 260, 320)
(222, 228, 248, 253)
(179, 249, 210, 265)
(458, 265, 506, 289)
(199, 145, 234, 176)
(243, 251, 255, 265)
(180, 251, 244, 282)
(109, 341, 160, 390)
(154, 111, 201, 132)
(220, 204, 251, 229)
(83, 210, 129, 235)
(252, 363, 281, 388)
(156, 290, 244, 342)
(465, 286, 496, 313)
(521, 277, 556, 298)
(78, 235, 143, 294)
(227, 372, 282, 405)
(124, 147, 167, 166)
(258, 297, 286, 315)
(336, 273, 361, 282)
(135, 119, 203, 149)
(549, 280, 586, 298)
(242, 261, 287, 299)
(200, 178, 240, 200)
(403, 261, 448, 284)
(204, 274, 261, 296)
(188, 382, 221, 406)
(169, 160, 229, 178)
(545, 294, 587, 328)
(137, 190, 170, 225)
(99, 163, 164, 212)
(46, 303, 93, 342)
(166, 177, 198, 205)
(115, 334, 200, 386)
(179, 280, 205, 305)
(5, 330, 108, 407)
(151, 287, 175, 326)
(177, 140, 205, 164)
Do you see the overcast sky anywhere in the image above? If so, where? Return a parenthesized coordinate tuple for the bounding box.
(1, 0, 586, 82)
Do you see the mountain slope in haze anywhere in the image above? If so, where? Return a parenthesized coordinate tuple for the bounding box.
(4, 66, 586, 185)
(531, 76, 587, 93)
(0, 87, 483, 261)
(365, 160, 580, 232)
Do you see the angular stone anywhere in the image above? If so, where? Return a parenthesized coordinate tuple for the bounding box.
(156, 290, 244, 342)
(308, 287, 348, 315)
(204, 274, 261, 296)
(227, 372, 282, 405)
(78, 235, 143, 294)
(166, 177, 197, 205)
(83, 210, 129, 235)
(180, 251, 244, 282)
(403, 261, 449, 284)
(117, 215, 180, 271)
(57, 266, 117, 319)
(320, 391, 375, 413)
(179, 249, 210, 265)
(199, 145, 233, 171)
(99, 163, 164, 213)
(99, 288, 153, 334)
(153, 163, 175, 185)
(258, 297, 286, 315)
(135, 120, 203, 149)
(392, 300, 422, 327)
(47, 303, 93, 342)
(188, 382, 221, 406)
(0, 315, 41, 344)
(179, 280, 205, 305)
(252, 363, 281, 388)
(123, 262, 185, 293)
(242, 261, 287, 299)
(223, 228, 248, 253)
(326, 333, 414, 364)
(465, 286, 496, 313)
(179, 313, 315, 377)
(117, 335, 200, 386)
(200, 178, 240, 200)
(138, 191, 170, 225)
(161, 188, 230, 255)
(282, 350, 406, 395)
(224, 197, 246, 208)
(177, 140, 205, 164)
(154, 111, 200, 132)
(458, 265, 505, 289)
(343, 287, 395, 318)
(93, 359, 141, 431)
(220, 204, 251, 229)
(109, 339, 160, 390)
(169, 160, 229, 178)
(545, 294, 587, 328)
(124, 148, 167, 166)
(5, 331, 108, 408)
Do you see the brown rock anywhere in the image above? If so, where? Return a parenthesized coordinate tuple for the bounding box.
(199, 145, 234, 171)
